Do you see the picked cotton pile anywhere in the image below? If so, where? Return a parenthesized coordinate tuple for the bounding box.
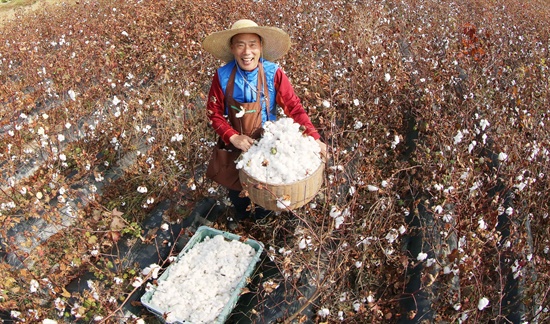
(148, 235, 255, 323)
(236, 118, 322, 184)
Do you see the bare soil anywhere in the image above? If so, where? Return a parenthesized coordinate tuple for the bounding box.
(0, 0, 74, 27)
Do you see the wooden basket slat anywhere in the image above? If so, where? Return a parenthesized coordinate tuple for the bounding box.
(239, 163, 325, 211)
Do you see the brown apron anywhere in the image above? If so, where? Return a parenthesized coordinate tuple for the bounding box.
(205, 63, 269, 191)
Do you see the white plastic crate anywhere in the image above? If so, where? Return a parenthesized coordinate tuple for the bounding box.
(140, 226, 264, 323)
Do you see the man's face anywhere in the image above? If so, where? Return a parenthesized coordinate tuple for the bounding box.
(230, 33, 262, 71)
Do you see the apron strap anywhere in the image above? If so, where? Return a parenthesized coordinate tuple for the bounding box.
(225, 63, 270, 118)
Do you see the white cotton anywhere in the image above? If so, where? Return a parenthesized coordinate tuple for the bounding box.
(468, 140, 476, 153)
(367, 294, 375, 303)
(317, 308, 330, 317)
(385, 229, 399, 243)
(329, 207, 349, 229)
(398, 225, 406, 234)
(330, 206, 342, 218)
(43, 319, 58, 324)
(149, 235, 256, 323)
(478, 297, 490, 310)
(112, 96, 121, 106)
(298, 238, 307, 250)
(454, 130, 463, 144)
(276, 197, 291, 209)
(478, 218, 487, 230)
(416, 252, 428, 261)
(298, 237, 312, 250)
(334, 216, 345, 229)
(391, 134, 400, 149)
(132, 277, 143, 288)
(367, 185, 379, 192)
(142, 264, 162, 279)
(237, 118, 322, 185)
(30, 279, 39, 293)
(479, 119, 490, 130)
(68, 89, 76, 101)
(235, 106, 245, 118)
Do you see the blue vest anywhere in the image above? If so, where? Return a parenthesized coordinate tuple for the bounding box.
(217, 59, 278, 123)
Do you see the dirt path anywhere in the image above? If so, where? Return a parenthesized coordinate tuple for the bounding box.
(0, 0, 75, 27)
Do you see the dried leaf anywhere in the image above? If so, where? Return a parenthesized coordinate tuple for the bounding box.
(61, 287, 71, 298)
(109, 231, 122, 243)
(88, 235, 98, 244)
(110, 215, 126, 231)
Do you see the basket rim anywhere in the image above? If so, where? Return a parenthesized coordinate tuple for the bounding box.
(239, 160, 325, 186)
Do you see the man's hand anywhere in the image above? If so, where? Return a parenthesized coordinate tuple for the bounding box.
(316, 139, 327, 160)
(230, 134, 254, 151)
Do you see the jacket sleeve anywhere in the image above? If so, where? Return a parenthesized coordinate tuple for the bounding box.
(206, 71, 239, 144)
(274, 68, 321, 140)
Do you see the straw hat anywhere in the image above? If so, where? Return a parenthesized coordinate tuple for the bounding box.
(203, 19, 291, 62)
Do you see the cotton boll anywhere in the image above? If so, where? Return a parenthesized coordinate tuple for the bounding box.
(417, 252, 428, 261)
(330, 206, 342, 218)
(30, 279, 39, 293)
(334, 216, 345, 229)
(144, 264, 162, 279)
(367, 185, 379, 192)
(277, 197, 291, 209)
(317, 308, 330, 317)
(298, 238, 308, 250)
(477, 297, 490, 310)
(132, 277, 143, 288)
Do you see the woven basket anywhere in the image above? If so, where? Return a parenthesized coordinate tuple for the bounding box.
(239, 162, 325, 211)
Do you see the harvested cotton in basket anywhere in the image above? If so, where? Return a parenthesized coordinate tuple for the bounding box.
(148, 235, 255, 323)
(236, 118, 322, 184)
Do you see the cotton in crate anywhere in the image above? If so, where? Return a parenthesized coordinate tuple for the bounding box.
(141, 226, 263, 323)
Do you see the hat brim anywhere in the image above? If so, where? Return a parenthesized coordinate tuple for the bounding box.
(203, 26, 291, 62)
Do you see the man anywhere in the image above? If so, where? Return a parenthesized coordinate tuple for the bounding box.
(203, 19, 326, 228)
